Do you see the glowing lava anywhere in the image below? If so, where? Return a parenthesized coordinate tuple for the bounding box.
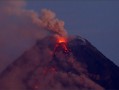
(57, 37, 67, 43)
(53, 37, 70, 55)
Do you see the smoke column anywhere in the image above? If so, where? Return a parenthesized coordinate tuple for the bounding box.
(0, 0, 67, 72)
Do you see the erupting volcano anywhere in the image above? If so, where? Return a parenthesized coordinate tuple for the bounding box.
(1, 1, 119, 90)
(0, 36, 119, 90)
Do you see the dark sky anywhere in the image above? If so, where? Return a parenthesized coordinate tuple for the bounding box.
(26, 1, 119, 65)
(0, 1, 119, 72)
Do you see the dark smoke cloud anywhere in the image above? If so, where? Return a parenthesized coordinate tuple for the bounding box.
(0, 0, 67, 72)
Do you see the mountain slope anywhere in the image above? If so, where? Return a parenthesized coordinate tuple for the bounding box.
(0, 36, 119, 90)
(68, 36, 119, 89)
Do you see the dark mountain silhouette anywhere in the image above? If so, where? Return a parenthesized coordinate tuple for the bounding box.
(0, 36, 119, 90)
(68, 36, 119, 89)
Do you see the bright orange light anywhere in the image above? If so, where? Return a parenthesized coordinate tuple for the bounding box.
(58, 37, 66, 43)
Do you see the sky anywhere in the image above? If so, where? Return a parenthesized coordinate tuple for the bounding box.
(0, 0, 119, 72)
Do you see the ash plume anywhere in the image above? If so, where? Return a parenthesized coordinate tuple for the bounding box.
(0, 0, 67, 72)
(39, 9, 67, 37)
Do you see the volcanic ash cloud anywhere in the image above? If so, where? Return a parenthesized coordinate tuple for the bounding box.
(0, 0, 67, 72)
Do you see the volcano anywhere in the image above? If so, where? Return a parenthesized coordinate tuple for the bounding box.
(0, 36, 119, 90)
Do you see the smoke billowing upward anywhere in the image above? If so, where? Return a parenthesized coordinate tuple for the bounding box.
(0, 0, 67, 72)
(39, 9, 67, 37)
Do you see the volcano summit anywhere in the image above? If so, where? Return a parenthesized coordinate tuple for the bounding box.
(0, 36, 119, 90)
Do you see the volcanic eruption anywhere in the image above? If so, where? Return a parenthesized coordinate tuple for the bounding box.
(0, 3, 119, 89)
(54, 37, 70, 55)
